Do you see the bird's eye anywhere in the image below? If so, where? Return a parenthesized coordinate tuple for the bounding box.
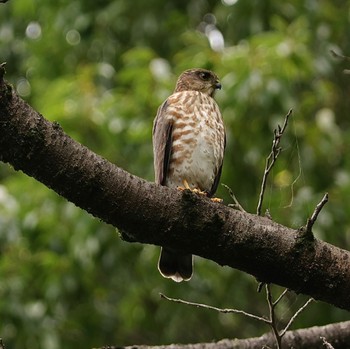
(198, 72, 211, 80)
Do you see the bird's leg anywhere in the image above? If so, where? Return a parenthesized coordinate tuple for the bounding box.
(178, 179, 207, 196)
(178, 180, 222, 202)
(182, 179, 191, 190)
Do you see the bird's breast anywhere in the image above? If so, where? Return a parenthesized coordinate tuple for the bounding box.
(165, 91, 225, 191)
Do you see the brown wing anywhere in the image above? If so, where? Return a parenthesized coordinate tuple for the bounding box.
(207, 131, 226, 197)
(152, 100, 173, 185)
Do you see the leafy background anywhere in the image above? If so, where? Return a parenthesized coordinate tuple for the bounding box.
(0, 0, 350, 348)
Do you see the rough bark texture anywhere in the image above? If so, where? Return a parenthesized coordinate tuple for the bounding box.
(101, 320, 350, 349)
(1, 65, 350, 312)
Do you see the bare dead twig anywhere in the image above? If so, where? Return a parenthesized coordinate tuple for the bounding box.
(273, 288, 289, 307)
(266, 285, 282, 349)
(160, 293, 269, 324)
(330, 49, 350, 61)
(257, 109, 293, 216)
(161, 283, 313, 349)
(321, 336, 335, 349)
(257, 282, 265, 293)
(264, 209, 273, 220)
(305, 193, 329, 235)
(265, 285, 314, 348)
(279, 297, 314, 337)
(222, 183, 246, 212)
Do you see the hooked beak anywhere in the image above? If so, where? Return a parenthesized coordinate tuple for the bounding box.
(215, 81, 222, 90)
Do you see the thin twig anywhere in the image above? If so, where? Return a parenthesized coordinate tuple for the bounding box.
(266, 285, 282, 349)
(265, 285, 313, 347)
(264, 209, 273, 220)
(330, 49, 350, 61)
(160, 293, 269, 324)
(222, 183, 246, 212)
(305, 193, 329, 234)
(321, 337, 335, 349)
(273, 288, 289, 306)
(257, 109, 293, 215)
(257, 282, 265, 293)
(279, 298, 314, 337)
(161, 286, 313, 349)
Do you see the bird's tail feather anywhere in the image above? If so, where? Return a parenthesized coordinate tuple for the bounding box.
(158, 247, 193, 282)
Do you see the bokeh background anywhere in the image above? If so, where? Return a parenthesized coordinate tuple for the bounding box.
(1, 0, 350, 348)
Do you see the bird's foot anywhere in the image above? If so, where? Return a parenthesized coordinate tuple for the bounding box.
(192, 188, 207, 196)
(210, 197, 223, 203)
(177, 179, 207, 196)
(178, 180, 223, 202)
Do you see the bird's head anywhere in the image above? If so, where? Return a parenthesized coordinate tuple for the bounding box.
(174, 68, 221, 97)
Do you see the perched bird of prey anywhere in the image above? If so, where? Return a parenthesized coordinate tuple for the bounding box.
(152, 68, 225, 282)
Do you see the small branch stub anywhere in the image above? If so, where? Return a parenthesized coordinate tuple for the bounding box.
(222, 183, 246, 212)
(304, 193, 329, 236)
(321, 336, 335, 349)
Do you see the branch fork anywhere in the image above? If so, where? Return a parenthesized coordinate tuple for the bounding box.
(299, 193, 329, 239)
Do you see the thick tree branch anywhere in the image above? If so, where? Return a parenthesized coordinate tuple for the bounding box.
(101, 320, 350, 349)
(1, 67, 350, 311)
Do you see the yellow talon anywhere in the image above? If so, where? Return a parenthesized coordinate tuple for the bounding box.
(177, 179, 207, 196)
(183, 179, 191, 190)
(177, 179, 192, 191)
(177, 180, 222, 202)
(192, 188, 207, 196)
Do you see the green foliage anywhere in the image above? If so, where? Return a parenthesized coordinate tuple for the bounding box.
(1, 0, 350, 348)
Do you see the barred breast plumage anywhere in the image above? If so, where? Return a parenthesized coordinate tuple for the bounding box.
(164, 91, 225, 193)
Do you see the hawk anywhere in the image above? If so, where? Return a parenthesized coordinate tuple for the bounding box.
(152, 68, 225, 282)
